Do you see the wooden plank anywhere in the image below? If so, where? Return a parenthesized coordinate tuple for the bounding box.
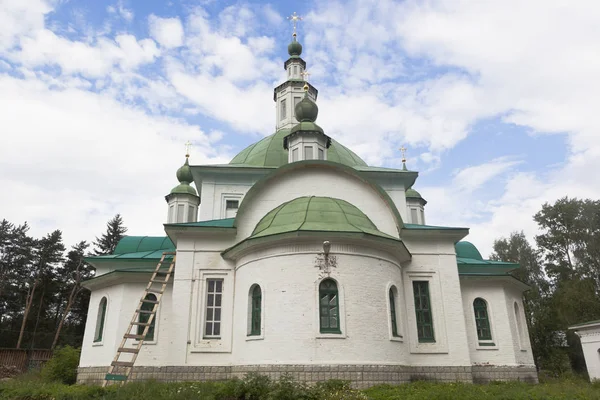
(146, 288, 163, 294)
(111, 361, 134, 367)
(117, 348, 139, 354)
(123, 334, 145, 339)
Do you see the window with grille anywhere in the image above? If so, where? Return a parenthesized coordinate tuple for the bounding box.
(389, 286, 401, 338)
(473, 298, 492, 342)
(304, 146, 313, 160)
(204, 279, 223, 338)
(138, 293, 157, 341)
(413, 281, 435, 342)
(319, 279, 341, 334)
(94, 297, 107, 342)
(225, 200, 239, 218)
(249, 285, 261, 336)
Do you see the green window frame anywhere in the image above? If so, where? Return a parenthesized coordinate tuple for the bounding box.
(250, 285, 262, 336)
(389, 286, 401, 337)
(413, 281, 435, 343)
(138, 293, 157, 341)
(319, 279, 341, 334)
(93, 297, 107, 342)
(473, 298, 493, 342)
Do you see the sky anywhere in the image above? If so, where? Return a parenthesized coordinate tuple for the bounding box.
(1, 0, 599, 257)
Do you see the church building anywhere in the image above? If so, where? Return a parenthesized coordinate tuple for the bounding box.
(77, 28, 538, 386)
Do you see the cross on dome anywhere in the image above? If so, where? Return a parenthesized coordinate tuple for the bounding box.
(185, 140, 193, 158)
(288, 12, 303, 36)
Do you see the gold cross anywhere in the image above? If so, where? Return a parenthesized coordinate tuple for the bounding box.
(400, 146, 407, 163)
(288, 12, 303, 35)
(301, 70, 311, 82)
(185, 141, 192, 158)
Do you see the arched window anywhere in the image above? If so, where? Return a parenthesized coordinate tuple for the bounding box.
(514, 301, 525, 348)
(249, 285, 262, 336)
(389, 286, 401, 338)
(473, 298, 492, 341)
(94, 297, 107, 342)
(138, 293, 157, 341)
(319, 279, 340, 334)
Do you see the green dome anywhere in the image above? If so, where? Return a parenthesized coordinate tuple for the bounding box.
(251, 196, 393, 239)
(295, 95, 318, 122)
(288, 38, 302, 56)
(170, 158, 198, 196)
(406, 188, 423, 199)
(230, 129, 368, 168)
(455, 241, 483, 260)
(176, 159, 193, 183)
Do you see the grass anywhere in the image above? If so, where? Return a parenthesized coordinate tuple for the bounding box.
(2, 372, 600, 400)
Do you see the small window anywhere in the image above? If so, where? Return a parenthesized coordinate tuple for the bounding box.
(318, 148, 324, 160)
(204, 279, 223, 338)
(293, 97, 302, 120)
(413, 281, 435, 342)
(249, 285, 261, 336)
(410, 208, 419, 224)
(138, 294, 157, 341)
(473, 298, 492, 342)
(389, 286, 401, 338)
(319, 279, 341, 334)
(177, 204, 185, 223)
(188, 205, 195, 222)
(292, 148, 299, 162)
(420, 209, 425, 225)
(281, 99, 287, 120)
(168, 205, 174, 222)
(225, 200, 239, 218)
(294, 65, 298, 75)
(304, 146, 313, 160)
(94, 297, 107, 342)
(288, 68, 291, 77)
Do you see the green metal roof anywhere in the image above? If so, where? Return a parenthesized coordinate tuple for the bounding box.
(113, 236, 175, 255)
(455, 241, 483, 260)
(406, 188, 423, 199)
(403, 223, 468, 231)
(230, 129, 368, 168)
(251, 196, 396, 240)
(165, 218, 235, 228)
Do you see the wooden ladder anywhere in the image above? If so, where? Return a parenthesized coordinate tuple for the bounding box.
(102, 251, 176, 387)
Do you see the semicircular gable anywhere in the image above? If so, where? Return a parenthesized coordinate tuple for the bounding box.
(234, 160, 404, 240)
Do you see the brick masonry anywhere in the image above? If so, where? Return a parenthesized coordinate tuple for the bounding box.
(78, 364, 538, 387)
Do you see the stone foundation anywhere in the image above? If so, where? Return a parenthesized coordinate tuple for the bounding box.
(78, 364, 538, 387)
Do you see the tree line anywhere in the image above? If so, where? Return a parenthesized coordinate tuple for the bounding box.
(0, 215, 127, 349)
(490, 197, 600, 375)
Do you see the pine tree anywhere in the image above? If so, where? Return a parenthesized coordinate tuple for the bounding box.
(93, 214, 128, 255)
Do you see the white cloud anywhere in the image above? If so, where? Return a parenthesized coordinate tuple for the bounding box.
(0, 0, 50, 52)
(0, 74, 229, 246)
(149, 15, 184, 49)
(452, 158, 521, 193)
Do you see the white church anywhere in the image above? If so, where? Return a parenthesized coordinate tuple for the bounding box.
(77, 30, 538, 386)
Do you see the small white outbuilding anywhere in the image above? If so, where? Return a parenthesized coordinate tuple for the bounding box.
(570, 321, 600, 381)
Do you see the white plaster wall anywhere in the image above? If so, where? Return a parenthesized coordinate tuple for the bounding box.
(79, 282, 173, 367)
(460, 279, 519, 365)
(199, 181, 254, 221)
(579, 331, 600, 380)
(401, 237, 471, 366)
(236, 168, 400, 240)
(378, 183, 407, 223)
(228, 242, 409, 365)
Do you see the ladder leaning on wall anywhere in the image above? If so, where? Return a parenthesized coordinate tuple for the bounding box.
(102, 251, 176, 387)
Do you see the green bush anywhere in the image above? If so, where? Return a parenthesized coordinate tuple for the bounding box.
(40, 346, 81, 385)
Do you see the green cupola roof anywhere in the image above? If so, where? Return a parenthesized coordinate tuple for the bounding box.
(288, 36, 302, 57)
(251, 196, 394, 239)
(229, 129, 367, 168)
(170, 158, 198, 196)
(455, 241, 483, 260)
(406, 188, 422, 199)
(295, 93, 318, 122)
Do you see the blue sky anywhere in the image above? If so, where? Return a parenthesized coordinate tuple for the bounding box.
(1, 0, 598, 256)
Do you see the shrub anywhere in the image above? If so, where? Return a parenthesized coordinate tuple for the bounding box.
(40, 346, 80, 385)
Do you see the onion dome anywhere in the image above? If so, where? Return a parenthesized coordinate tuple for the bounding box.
(288, 37, 303, 57)
(295, 94, 318, 122)
(455, 241, 483, 260)
(170, 158, 198, 196)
